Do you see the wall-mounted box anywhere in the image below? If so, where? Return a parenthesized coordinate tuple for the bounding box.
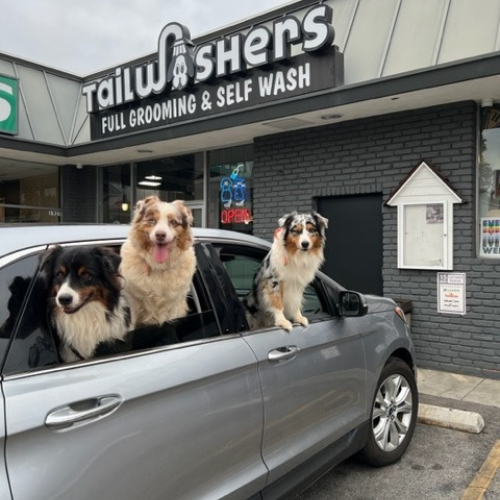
(387, 161, 463, 270)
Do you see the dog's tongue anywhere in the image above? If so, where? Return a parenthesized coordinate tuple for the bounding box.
(154, 244, 170, 264)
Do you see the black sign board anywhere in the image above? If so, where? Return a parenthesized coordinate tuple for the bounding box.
(90, 47, 343, 141)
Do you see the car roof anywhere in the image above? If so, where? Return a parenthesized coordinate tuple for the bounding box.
(0, 224, 269, 258)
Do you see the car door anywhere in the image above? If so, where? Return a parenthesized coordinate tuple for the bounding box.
(213, 244, 368, 485)
(1, 243, 267, 500)
(0, 398, 10, 500)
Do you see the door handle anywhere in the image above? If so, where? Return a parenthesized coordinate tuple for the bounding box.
(46, 395, 123, 430)
(268, 345, 299, 362)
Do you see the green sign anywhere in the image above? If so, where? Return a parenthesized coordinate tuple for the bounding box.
(0, 74, 18, 135)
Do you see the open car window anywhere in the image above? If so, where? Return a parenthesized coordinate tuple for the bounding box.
(2, 243, 222, 375)
(216, 244, 334, 326)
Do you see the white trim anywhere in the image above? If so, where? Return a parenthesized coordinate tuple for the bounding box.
(397, 201, 453, 270)
(387, 161, 462, 206)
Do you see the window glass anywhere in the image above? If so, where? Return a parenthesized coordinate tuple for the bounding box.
(0, 253, 58, 373)
(479, 106, 500, 257)
(0, 159, 60, 223)
(102, 163, 131, 224)
(218, 245, 330, 325)
(136, 153, 204, 203)
(208, 145, 253, 234)
(222, 255, 260, 300)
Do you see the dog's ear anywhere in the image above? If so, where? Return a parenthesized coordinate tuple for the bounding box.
(133, 196, 159, 223)
(278, 212, 297, 228)
(312, 212, 329, 230)
(172, 200, 194, 227)
(93, 247, 121, 274)
(39, 245, 63, 281)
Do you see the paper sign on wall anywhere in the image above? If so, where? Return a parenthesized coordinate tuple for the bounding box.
(437, 273, 466, 315)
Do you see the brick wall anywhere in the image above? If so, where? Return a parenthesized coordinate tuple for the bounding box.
(61, 165, 98, 223)
(253, 101, 500, 379)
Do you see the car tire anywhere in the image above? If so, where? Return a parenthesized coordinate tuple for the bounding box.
(359, 357, 418, 467)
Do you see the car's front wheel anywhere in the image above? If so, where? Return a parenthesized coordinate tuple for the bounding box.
(359, 357, 418, 467)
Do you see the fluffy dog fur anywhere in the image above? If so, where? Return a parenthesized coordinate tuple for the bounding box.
(120, 196, 196, 327)
(244, 211, 328, 331)
(41, 245, 132, 363)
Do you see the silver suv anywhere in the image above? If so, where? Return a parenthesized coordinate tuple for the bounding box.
(0, 224, 418, 500)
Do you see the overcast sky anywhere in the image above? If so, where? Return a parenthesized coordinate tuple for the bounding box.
(2, 0, 292, 75)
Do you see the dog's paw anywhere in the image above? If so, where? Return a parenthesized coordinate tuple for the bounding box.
(276, 318, 293, 331)
(295, 315, 309, 327)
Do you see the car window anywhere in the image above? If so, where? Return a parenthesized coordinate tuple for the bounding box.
(0, 253, 52, 371)
(2, 244, 222, 375)
(218, 244, 333, 323)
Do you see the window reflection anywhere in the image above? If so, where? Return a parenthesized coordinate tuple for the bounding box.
(136, 154, 204, 202)
(0, 159, 60, 223)
(102, 164, 131, 224)
(479, 106, 500, 218)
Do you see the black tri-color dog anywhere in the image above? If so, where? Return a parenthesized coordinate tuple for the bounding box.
(41, 245, 132, 362)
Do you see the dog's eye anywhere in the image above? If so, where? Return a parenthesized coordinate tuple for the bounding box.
(55, 271, 65, 279)
(169, 219, 180, 227)
(147, 217, 156, 226)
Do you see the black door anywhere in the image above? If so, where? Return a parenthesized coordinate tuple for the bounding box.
(317, 194, 383, 295)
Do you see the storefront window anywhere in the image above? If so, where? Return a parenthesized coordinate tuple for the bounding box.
(136, 154, 204, 202)
(478, 105, 500, 257)
(102, 164, 131, 224)
(0, 159, 60, 223)
(208, 145, 253, 234)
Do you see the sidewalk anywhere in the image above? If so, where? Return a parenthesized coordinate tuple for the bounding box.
(418, 368, 500, 408)
(417, 368, 500, 434)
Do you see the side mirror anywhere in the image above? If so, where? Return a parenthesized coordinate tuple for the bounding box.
(338, 291, 368, 317)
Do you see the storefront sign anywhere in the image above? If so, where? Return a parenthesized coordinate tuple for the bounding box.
(84, 4, 344, 140)
(437, 273, 466, 315)
(480, 217, 500, 257)
(220, 164, 252, 225)
(221, 208, 252, 225)
(0, 74, 18, 136)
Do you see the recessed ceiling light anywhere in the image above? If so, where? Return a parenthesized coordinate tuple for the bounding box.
(145, 175, 162, 181)
(138, 180, 161, 187)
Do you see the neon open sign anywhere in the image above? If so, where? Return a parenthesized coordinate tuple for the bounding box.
(221, 208, 252, 225)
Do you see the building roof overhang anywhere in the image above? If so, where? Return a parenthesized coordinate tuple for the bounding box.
(1, 50, 500, 167)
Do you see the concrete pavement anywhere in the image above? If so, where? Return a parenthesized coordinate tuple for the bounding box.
(417, 368, 500, 434)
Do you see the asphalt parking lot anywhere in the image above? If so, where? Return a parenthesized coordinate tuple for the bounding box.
(296, 395, 500, 500)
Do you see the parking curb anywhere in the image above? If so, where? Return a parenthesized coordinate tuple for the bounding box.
(417, 403, 485, 434)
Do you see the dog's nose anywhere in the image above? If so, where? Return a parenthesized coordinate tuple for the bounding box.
(58, 294, 73, 306)
(301, 241, 310, 250)
(155, 231, 166, 242)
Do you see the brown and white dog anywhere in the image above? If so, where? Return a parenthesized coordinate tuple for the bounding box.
(120, 196, 196, 327)
(244, 211, 328, 331)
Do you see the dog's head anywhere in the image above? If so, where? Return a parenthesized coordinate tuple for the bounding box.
(40, 245, 123, 315)
(131, 196, 194, 264)
(277, 211, 329, 255)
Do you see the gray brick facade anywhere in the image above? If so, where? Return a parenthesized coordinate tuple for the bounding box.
(252, 101, 500, 379)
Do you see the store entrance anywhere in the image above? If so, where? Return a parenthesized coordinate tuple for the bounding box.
(317, 194, 383, 295)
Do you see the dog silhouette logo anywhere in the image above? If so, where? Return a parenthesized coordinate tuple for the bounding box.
(167, 39, 195, 91)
